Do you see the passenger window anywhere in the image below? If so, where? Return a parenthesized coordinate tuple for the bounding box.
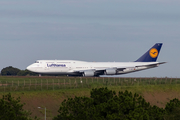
(35, 61, 39, 63)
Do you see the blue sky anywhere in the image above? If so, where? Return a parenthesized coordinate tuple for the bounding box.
(0, 0, 180, 77)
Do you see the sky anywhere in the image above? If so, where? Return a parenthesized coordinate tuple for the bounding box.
(0, 0, 180, 78)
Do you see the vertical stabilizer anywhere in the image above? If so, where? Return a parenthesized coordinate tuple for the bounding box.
(135, 43, 163, 62)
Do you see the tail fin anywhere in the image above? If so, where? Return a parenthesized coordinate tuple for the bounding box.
(135, 43, 163, 62)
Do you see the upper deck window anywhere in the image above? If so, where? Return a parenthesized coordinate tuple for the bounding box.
(35, 61, 39, 63)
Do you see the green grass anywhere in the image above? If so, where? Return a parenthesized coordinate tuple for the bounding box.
(1, 83, 180, 97)
(0, 76, 179, 92)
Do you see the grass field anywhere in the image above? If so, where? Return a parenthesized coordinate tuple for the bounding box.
(0, 76, 180, 120)
(0, 76, 179, 92)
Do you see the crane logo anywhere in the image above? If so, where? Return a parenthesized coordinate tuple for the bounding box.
(149, 48, 158, 58)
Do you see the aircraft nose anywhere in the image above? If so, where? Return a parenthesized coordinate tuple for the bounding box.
(26, 64, 35, 72)
(26, 65, 32, 71)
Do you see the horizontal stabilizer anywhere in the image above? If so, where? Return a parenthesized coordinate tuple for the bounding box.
(135, 62, 166, 67)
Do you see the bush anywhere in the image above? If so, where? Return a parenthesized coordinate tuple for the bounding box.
(53, 87, 165, 120)
(0, 93, 38, 120)
(17, 69, 38, 76)
(1, 66, 20, 76)
(165, 98, 180, 119)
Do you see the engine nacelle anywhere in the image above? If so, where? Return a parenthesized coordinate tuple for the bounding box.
(83, 71, 95, 77)
(104, 68, 117, 75)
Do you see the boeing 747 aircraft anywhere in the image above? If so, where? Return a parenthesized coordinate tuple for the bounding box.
(27, 43, 166, 77)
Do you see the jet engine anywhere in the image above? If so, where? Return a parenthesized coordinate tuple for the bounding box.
(104, 68, 117, 75)
(82, 71, 95, 77)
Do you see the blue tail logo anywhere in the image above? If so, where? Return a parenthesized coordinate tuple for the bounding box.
(135, 43, 163, 62)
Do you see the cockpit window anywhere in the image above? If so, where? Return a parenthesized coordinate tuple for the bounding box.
(35, 61, 39, 63)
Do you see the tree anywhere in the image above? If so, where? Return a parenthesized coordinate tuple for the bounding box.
(1, 66, 38, 76)
(1, 66, 20, 76)
(17, 70, 28, 76)
(17, 69, 38, 76)
(164, 98, 180, 119)
(53, 87, 165, 120)
(0, 93, 37, 120)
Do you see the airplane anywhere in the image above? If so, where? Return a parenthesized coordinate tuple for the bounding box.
(26, 43, 166, 77)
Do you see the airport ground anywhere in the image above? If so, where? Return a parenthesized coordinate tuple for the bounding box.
(0, 76, 180, 120)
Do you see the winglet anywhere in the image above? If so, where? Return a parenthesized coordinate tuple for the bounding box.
(135, 43, 163, 62)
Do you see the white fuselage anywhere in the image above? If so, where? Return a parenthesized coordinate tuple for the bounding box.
(27, 60, 159, 76)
